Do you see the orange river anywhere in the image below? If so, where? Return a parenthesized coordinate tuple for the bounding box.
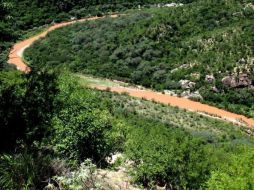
(8, 15, 254, 128)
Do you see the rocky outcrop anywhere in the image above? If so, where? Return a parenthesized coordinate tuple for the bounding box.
(181, 90, 203, 100)
(163, 90, 177, 96)
(205, 75, 215, 83)
(222, 73, 252, 88)
(179, 80, 196, 89)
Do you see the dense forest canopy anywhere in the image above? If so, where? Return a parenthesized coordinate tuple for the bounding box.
(0, 0, 194, 69)
(1, 0, 254, 189)
(25, 0, 254, 117)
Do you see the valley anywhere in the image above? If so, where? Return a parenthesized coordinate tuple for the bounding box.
(1, 0, 254, 189)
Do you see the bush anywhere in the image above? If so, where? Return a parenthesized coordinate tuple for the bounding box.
(48, 75, 115, 164)
(206, 147, 254, 190)
(45, 159, 111, 190)
(0, 152, 55, 190)
(124, 118, 212, 189)
(0, 71, 27, 152)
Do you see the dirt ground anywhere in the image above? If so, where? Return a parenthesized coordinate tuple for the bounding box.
(8, 15, 254, 129)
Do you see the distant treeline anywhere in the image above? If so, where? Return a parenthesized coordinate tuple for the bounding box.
(24, 0, 254, 117)
(1, 1, 254, 189)
(0, 0, 194, 69)
(11, 0, 190, 29)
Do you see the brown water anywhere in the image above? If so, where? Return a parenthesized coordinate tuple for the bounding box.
(8, 15, 254, 128)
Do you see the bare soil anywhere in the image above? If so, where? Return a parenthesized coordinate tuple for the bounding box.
(8, 15, 254, 128)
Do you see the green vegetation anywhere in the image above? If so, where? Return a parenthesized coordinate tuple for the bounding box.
(1, 70, 254, 189)
(0, 0, 190, 69)
(0, 153, 54, 190)
(105, 91, 254, 143)
(1, 0, 254, 189)
(206, 148, 254, 190)
(100, 89, 254, 189)
(0, 70, 116, 188)
(25, 0, 254, 117)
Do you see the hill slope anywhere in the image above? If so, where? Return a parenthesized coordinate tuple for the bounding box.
(1, 0, 254, 189)
(24, 0, 254, 117)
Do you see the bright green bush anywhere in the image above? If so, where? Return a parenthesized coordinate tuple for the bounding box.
(51, 107, 113, 163)
(0, 71, 27, 152)
(46, 74, 116, 164)
(123, 118, 212, 189)
(206, 147, 254, 190)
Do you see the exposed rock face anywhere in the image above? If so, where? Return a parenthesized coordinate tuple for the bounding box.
(179, 80, 196, 89)
(163, 3, 184, 7)
(222, 73, 252, 88)
(163, 90, 177, 96)
(181, 90, 203, 100)
(205, 75, 215, 83)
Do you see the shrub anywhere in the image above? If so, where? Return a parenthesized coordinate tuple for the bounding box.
(124, 119, 212, 189)
(45, 159, 111, 190)
(206, 147, 254, 190)
(0, 152, 55, 190)
(49, 75, 115, 164)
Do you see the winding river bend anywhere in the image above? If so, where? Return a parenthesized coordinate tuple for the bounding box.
(8, 15, 254, 128)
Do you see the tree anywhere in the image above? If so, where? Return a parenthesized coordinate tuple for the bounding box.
(49, 74, 115, 164)
(0, 71, 27, 152)
(0, 70, 59, 152)
(206, 148, 254, 190)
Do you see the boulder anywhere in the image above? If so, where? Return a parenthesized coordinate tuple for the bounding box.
(179, 80, 196, 89)
(181, 90, 203, 100)
(205, 75, 215, 83)
(163, 90, 177, 96)
(222, 73, 252, 88)
(222, 76, 233, 87)
(181, 90, 191, 97)
(163, 3, 183, 7)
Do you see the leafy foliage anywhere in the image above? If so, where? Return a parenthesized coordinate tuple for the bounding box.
(25, 0, 254, 117)
(0, 71, 27, 152)
(97, 89, 254, 189)
(1, 0, 188, 70)
(0, 152, 55, 190)
(0, 70, 59, 152)
(49, 75, 115, 164)
(1, 71, 254, 189)
(206, 147, 254, 190)
(124, 119, 211, 189)
(1, 0, 254, 189)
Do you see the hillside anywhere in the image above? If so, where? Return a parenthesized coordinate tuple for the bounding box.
(1, 71, 254, 189)
(1, 0, 191, 69)
(24, 0, 254, 117)
(1, 0, 254, 189)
